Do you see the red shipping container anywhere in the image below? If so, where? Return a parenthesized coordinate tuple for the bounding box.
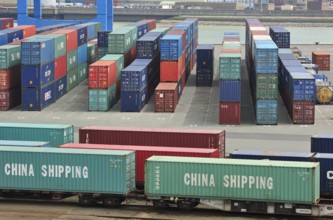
(88, 60, 116, 89)
(13, 25, 36, 38)
(160, 52, 185, 82)
(60, 143, 219, 186)
(292, 101, 315, 125)
(54, 55, 67, 80)
(0, 87, 21, 111)
(167, 30, 186, 51)
(131, 45, 137, 61)
(0, 18, 14, 30)
(312, 51, 330, 71)
(219, 102, 241, 125)
(155, 82, 178, 112)
(79, 126, 225, 158)
(53, 29, 78, 52)
(0, 65, 21, 90)
(141, 19, 156, 31)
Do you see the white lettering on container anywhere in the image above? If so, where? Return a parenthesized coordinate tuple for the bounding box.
(184, 173, 215, 187)
(327, 171, 333, 180)
(224, 175, 273, 190)
(4, 163, 35, 176)
(41, 165, 88, 178)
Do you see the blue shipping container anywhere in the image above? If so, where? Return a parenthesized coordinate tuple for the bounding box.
(311, 135, 333, 153)
(254, 43, 278, 74)
(0, 32, 8, 46)
(78, 23, 96, 41)
(219, 80, 241, 102)
(147, 72, 159, 101)
(1, 28, 23, 43)
(130, 57, 159, 82)
(121, 86, 147, 112)
(197, 44, 214, 68)
(21, 62, 55, 87)
(196, 67, 213, 87)
(230, 149, 314, 161)
(288, 71, 315, 102)
(313, 153, 333, 196)
(136, 34, 161, 59)
(160, 35, 183, 61)
(97, 31, 111, 48)
(121, 65, 148, 91)
(21, 38, 55, 65)
(172, 24, 190, 45)
(256, 100, 278, 125)
(54, 75, 67, 100)
(64, 25, 87, 47)
(78, 44, 88, 65)
(22, 82, 55, 111)
(133, 22, 148, 39)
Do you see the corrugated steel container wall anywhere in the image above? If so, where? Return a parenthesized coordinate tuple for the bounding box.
(0, 123, 74, 147)
(0, 65, 21, 90)
(37, 34, 67, 59)
(88, 60, 116, 89)
(21, 62, 55, 87)
(100, 54, 124, 80)
(88, 83, 117, 111)
(255, 74, 278, 100)
(196, 67, 213, 87)
(0, 140, 50, 147)
(53, 29, 77, 52)
(311, 135, 333, 153)
(145, 156, 320, 204)
(312, 51, 330, 71)
(54, 55, 67, 80)
(0, 147, 135, 194)
(256, 99, 278, 125)
(0, 45, 21, 69)
(132, 22, 148, 39)
(77, 22, 99, 41)
(161, 35, 183, 61)
(197, 44, 214, 68)
(66, 67, 78, 92)
(13, 25, 36, 39)
(108, 26, 138, 54)
(21, 38, 55, 65)
(313, 153, 333, 196)
(288, 72, 315, 102)
(66, 49, 78, 71)
(1, 28, 23, 43)
(219, 80, 241, 102)
(121, 86, 147, 112)
(219, 53, 241, 80)
(167, 30, 186, 53)
(0, 18, 14, 30)
(98, 47, 108, 59)
(230, 150, 313, 161)
(64, 25, 87, 47)
(61, 143, 219, 186)
(141, 19, 156, 31)
(54, 75, 67, 101)
(219, 102, 240, 125)
(21, 83, 55, 111)
(130, 57, 159, 83)
(78, 63, 88, 83)
(97, 31, 111, 48)
(79, 127, 225, 158)
(160, 52, 185, 82)
(121, 65, 148, 92)
(87, 43, 97, 65)
(78, 44, 88, 65)
(136, 34, 161, 59)
(0, 87, 20, 111)
(155, 82, 178, 112)
(0, 32, 8, 46)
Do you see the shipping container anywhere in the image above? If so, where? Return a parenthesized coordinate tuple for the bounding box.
(136, 33, 161, 59)
(97, 31, 111, 48)
(155, 82, 178, 112)
(160, 52, 185, 82)
(77, 22, 100, 41)
(161, 35, 183, 61)
(196, 67, 213, 87)
(312, 51, 330, 71)
(78, 44, 88, 65)
(219, 102, 241, 125)
(0, 147, 135, 196)
(37, 34, 66, 59)
(78, 63, 88, 83)
(61, 143, 219, 186)
(87, 43, 97, 65)
(0, 18, 14, 30)
(145, 156, 320, 204)
(67, 49, 78, 71)
(253, 42, 278, 74)
(219, 53, 241, 80)
(197, 44, 214, 68)
(0, 65, 21, 90)
(256, 99, 278, 125)
(121, 86, 147, 112)
(269, 26, 290, 48)
(53, 29, 77, 52)
(88, 83, 117, 111)
(54, 55, 67, 80)
(219, 80, 241, 102)
(98, 47, 108, 59)
(0, 122, 74, 147)
(79, 126, 225, 158)
(1, 28, 23, 43)
(141, 19, 156, 31)
(100, 54, 124, 80)
(108, 26, 137, 54)
(21, 62, 55, 87)
(0, 140, 51, 148)
(66, 67, 78, 92)
(313, 153, 333, 196)
(21, 82, 55, 111)
(130, 57, 159, 83)
(288, 72, 315, 102)
(230, 149, 313, 161)
(13, 25, 36, 39)
(89, 60, 116, 89)
(21, 38, 55, 65)
(54, 75, 67, 100)
(0, 45, 21, 69)
(131, 21, 148, 39)
(0, 87, 20, 111)
(64, 25, 87, 47)
(255, 74, 278, 100)
(0, 32, 8, 46)
(311, 135, 333, 153)
(121, 65, 147, 92)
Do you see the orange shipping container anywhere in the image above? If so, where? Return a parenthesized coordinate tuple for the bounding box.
(89, 60, 116, 89)
(13, 25, 36, 38)
(312, 51, 330, 71)
(155, 82, 178, 112)
(160, 52, 185, 82)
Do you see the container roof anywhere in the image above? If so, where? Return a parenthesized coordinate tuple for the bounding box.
(0, 123, 72, 129)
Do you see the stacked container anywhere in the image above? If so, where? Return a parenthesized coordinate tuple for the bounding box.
(97, 30, 111, 59)
(219, 32, 241, 124)
(312, 51, 330, 71)
(0, 18, 14, 31)
(0, 45, 21, 110)
(246, 19, 279, 125)
(269, 26, 290, 49)
(196, 44, 214, 86)
(0, 28, 23, 46)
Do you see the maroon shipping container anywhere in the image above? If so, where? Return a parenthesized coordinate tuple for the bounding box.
(155, 82, 178, 112)
(0, 18, 14, 30)
(60, 143, 219, 186)
(219, 102, 241, 125)
(0, 87, 21, 111)
(123, 49, 132, 67)
(54, 55, 67, 80)
(312, 51, 330, 71)
(0, 65, 21, 90)
(79, 126, 226, 158)
(131, 45, 137, 61)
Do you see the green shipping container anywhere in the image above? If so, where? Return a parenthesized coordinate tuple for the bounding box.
(78, 63, 88, 83)
(67, 67, 78, 92)
(256, 74, 278, 100)
(0, 140, 51, 148)
(67, 49, 78, 71)
(219, 53, 241, 80)
(39, 34, 67, 59)
(145, 156, 320, 204)
(100, 54, 124, 80)
(98, 47, 108, 59)
(108, 26, 137, 54)
(89, 83, 117, 111)
(87, 43, 97, 64)
(0, 45, 21, 69)
(0, 147, 135, 194)
(0, 123, 74, 147)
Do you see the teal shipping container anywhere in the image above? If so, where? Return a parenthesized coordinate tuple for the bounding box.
(67, 49, 78, 71)
(0, 147, 135, 195)
(89, 83, 117, 111)
(100, 54, 124, 80)
(256, 100, 278, 125)
(219, 53, 241, 80)
(38, 34, 66, 59)
(108, 26, 138, 54)
(0, 123, 74, 147)
(0, 140, 51, 147)
(67, 67, 78, 92)
(0, 45, 21, 69)
(78, 63, 88, 83)
(87, 43, 97, 64)
(145, 156, 320, 204)
(98, 47, 108, 59)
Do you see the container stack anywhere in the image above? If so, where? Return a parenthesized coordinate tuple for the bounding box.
(246, 19, 279, 125)
(278, 49, 315, 124)
(0, 18, 14, 31)
(97, 30, 111, 59)
(219, 32, 241, 124)
(196, 44, 214, 87)
(0, 44, 21, 110)
(312, 51, 330, 71)
(156, 19, 198, 112)
(269, 26, 290, 48)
